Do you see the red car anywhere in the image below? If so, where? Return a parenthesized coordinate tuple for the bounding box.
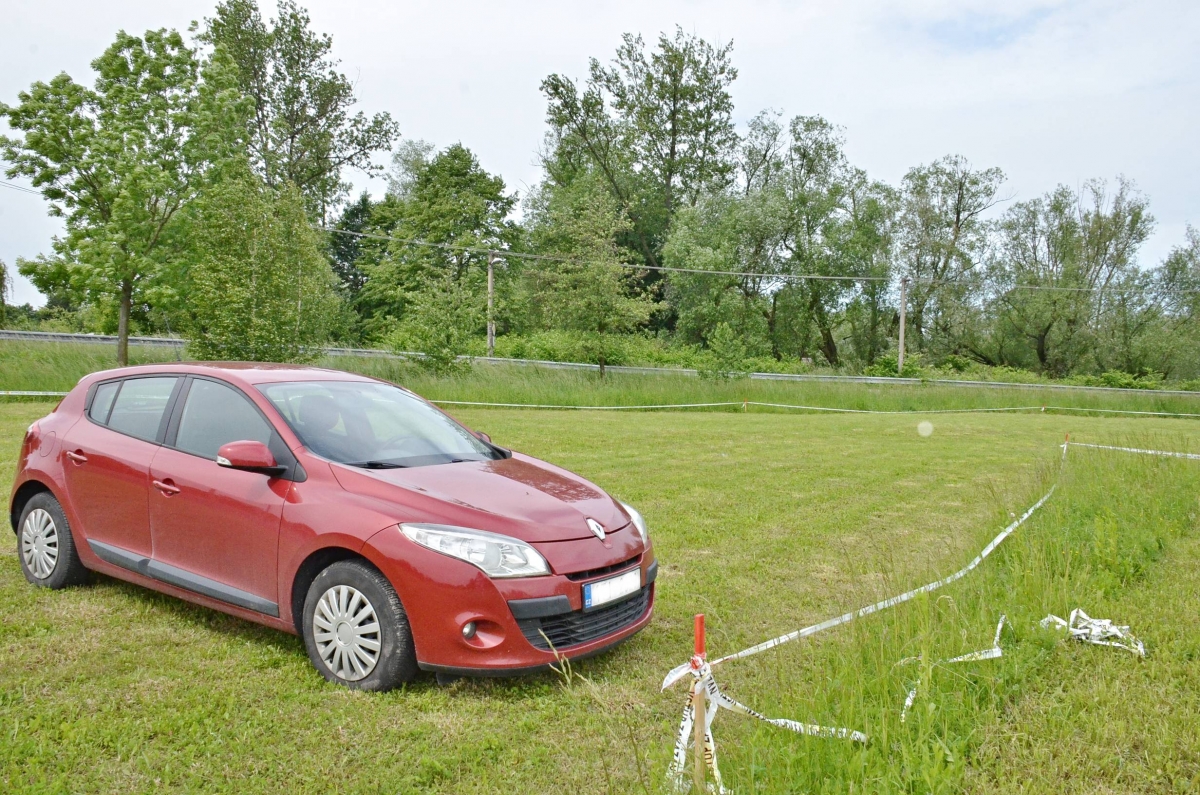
(10, 363, 655, 690)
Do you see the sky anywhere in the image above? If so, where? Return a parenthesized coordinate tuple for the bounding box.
(3, 0, 1198, 307)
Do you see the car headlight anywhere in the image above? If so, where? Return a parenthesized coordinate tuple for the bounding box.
(619, 501, 650, 545)
(400, 524, 550, 578)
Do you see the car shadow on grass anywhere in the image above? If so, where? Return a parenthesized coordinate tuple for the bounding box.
(86, 570, 636, 698)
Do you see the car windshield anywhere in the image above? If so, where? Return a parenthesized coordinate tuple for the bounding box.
(258, 380, 499, 468)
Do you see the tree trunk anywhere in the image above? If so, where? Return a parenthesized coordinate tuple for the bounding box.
(1035, 327, 1051, 371)
(117, 279, 132, 367)
(808, 290, 839, 367)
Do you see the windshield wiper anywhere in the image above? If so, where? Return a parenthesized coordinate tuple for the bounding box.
(345, 460, 409, 469)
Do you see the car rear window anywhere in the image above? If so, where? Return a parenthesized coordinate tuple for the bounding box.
(106, 377, 178, 442)
(88, 381, 119, 424)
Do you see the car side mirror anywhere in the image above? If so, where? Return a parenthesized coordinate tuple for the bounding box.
(475, 431, 492, 444)
(217, 440, 287, 476)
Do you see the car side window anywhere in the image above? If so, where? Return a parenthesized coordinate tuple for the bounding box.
(88, 381, 120, 424)
(174, 379, 275, 460)
(106, 377, 178, 442)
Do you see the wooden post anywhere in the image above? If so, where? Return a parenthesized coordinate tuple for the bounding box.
(487, 251, 496, 358)
(898, 277, 908, 376)
(692, 614, 706, 791)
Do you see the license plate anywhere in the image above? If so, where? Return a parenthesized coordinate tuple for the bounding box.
(583, 568, 641, 610)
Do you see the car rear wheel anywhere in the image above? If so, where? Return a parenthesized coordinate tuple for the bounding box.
(18, 492, 89, 589)
(302, 560, 418, 691)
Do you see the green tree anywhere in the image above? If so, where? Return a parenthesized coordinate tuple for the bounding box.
(527, 179, 653, 376)
(0, 259, 9, 324)
(765, 116, 896, 367)
(358, 144, 520, 339)
(698, 321, 748, 379)
(663, 112, 896, 368)
(327, 191, 373, 299)
(896, 156, 1004, 357)
(540, 28, 738, 277)
(386, 276, 482, 375)
(1153, 226, 1200, 379)
(186, 170, 344, 361)
(198, 0, 398, 217)
(989, 178, 1154, 375)
(1, 29, 245, 365)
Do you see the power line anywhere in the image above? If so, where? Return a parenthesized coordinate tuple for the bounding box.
(318, 225, 891, 283)
(0, 180, 42, 196)
(318, 225, 1199, 295)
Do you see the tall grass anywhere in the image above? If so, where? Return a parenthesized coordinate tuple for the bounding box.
(698, 439, 1200, 792)
(5, 341, 1199, 417)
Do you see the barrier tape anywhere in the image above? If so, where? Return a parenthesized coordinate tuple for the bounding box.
(432, 399, 1200, 419)
(4, 390, 1200, 420)
(1066, 442, 1200, 460)
(432, 399, 743, 410)
(666, 657, 867, 794)
(706, 444, 1066, 668)
(1040, 609, 1145, 656)
(0, 390, 68, 397)
(660, 436, 1197, 787)
(898, 615, 1008, 723)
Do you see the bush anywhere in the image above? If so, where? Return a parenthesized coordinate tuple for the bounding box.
(1066, 370, 1162, 390)
(863, 352, 927, 378)
(385, 278, 482, 375)
(697, 322, 748, 380)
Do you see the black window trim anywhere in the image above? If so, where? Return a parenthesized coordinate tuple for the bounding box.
(82, 375, 185, 446)
(163, 374, 306, 482)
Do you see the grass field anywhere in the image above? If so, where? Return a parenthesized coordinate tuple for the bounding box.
(5, 340, 1200, 418)
(3, 390, 1200, 793)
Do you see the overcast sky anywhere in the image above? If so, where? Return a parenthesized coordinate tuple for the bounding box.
(3, 0, 1198, 307)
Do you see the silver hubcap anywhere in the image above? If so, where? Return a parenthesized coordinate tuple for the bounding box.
(21, 508, 59, 580)
(313, 584, 381, 681)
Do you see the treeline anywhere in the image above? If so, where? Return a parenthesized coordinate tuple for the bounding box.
(3, 4, 1198, 381)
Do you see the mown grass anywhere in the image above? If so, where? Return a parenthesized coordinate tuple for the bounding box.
(4, 340, 1200, 417)
(3, 390, 1199, 793)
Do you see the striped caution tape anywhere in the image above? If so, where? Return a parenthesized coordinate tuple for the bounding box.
(431, 399, 743, 410)
(1040, 608, 1145, 656)
(1066, 442, 1200, 460)
(898, 615, 1008, 723)
(0, 390, 69, 397)
(659, 437, 1192, 786)
(664, 656, 867, 794)
(5, 390, 1200, 420)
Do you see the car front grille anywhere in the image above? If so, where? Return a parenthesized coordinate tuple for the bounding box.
(517, 586, 652, 651)
(564, 553, 642, 582)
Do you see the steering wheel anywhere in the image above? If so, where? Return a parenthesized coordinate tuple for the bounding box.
(376, 434, 433, 457)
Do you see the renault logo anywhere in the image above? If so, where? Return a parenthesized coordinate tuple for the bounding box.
(586, 518, 606, 540)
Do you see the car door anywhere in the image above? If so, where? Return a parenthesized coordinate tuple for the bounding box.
(60, 376, 181, 558)
(148, 377, 291, 616)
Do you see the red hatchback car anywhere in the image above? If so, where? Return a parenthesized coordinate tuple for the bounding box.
(10, 363, 655, 690)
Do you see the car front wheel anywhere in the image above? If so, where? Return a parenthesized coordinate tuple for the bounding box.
(301, 560, 418, 691)
(18, 492, 89, 589)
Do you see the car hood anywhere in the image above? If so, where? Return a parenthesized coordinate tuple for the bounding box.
(329, 453, 630, 543)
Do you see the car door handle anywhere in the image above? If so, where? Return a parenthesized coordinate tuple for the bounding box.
(66, 450, 88, 464)
(152, 479, 181, 496)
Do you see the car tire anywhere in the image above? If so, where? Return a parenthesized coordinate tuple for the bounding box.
(302, 560, 419, 691)
(17, 492, 90, 589)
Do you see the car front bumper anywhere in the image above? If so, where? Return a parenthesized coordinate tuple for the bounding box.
(362, 524, 656, 674)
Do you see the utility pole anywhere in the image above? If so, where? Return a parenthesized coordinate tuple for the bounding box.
(486, 251, 496, 358)
(898, 277, 908, 376)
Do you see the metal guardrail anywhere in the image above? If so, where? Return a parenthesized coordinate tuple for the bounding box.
(2, 329, 1198, 397)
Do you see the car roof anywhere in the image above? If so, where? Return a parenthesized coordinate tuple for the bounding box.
(81, 361, 379, 388)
